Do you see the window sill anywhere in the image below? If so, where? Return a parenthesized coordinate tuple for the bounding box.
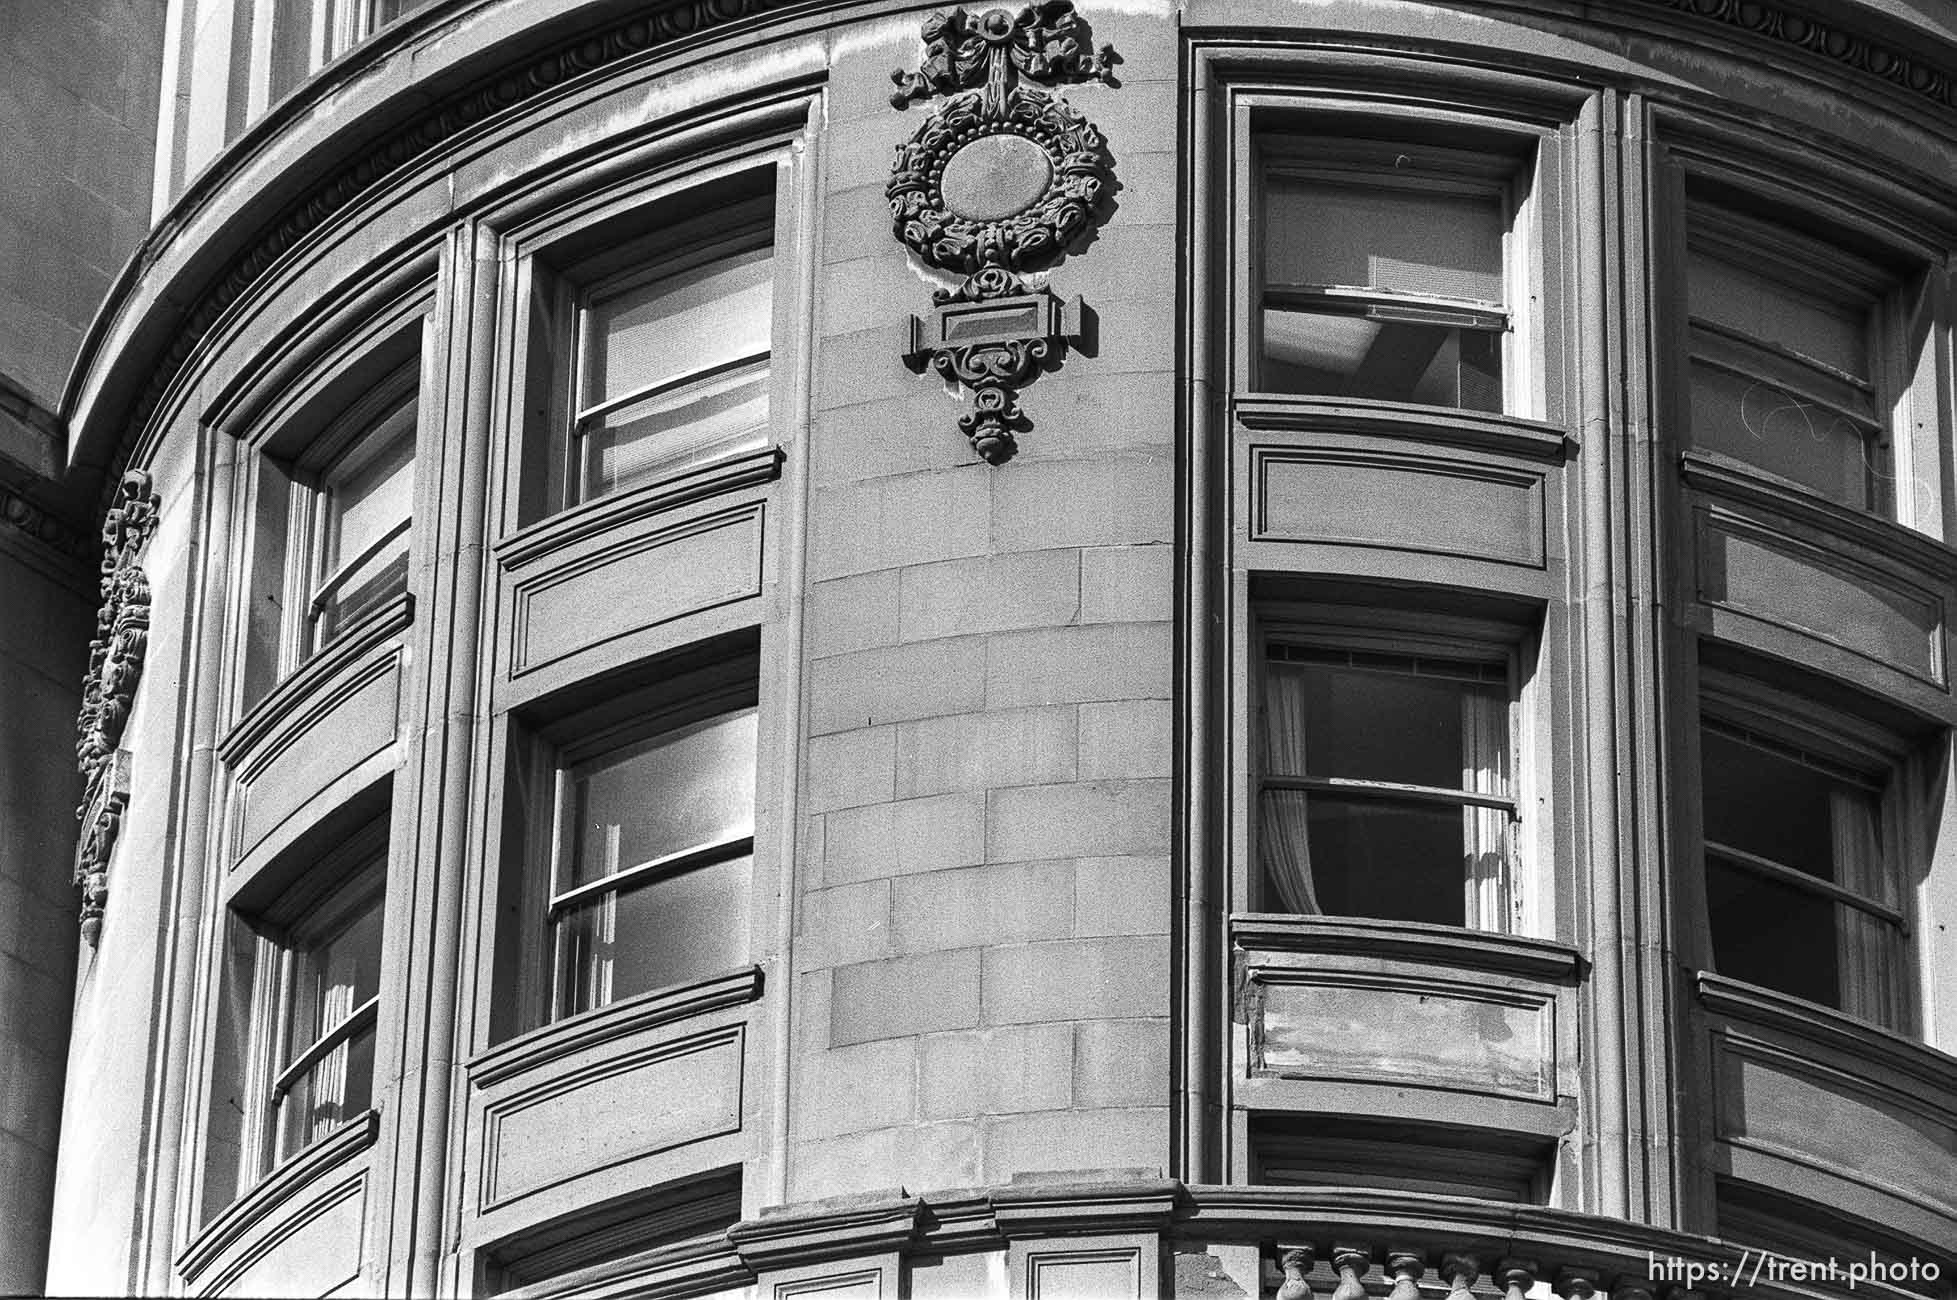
(1694, 971, 1957, 1090)
(469, 965, 764, 1090)
(220, 590, 414, 767)
(496, 445, 783, 573)
(1680, 450, 1957, 579)
(1233, 396, 1573, 462)
(1232, 913, 1581, 982)
(176, 1110, 378, 1282)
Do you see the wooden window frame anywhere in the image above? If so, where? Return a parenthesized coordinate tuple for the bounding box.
(1695, 668, 1922, 1035)
(1245, 121, 1550, 419)
(1249, 604, 1542, 937)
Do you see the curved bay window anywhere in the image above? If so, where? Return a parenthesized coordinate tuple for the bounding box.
(1257, 137, 1524, 411)
(536, 195, 776, 512)
(1258, 630, 1520, 932)
(1684, 203, 1901, 513)
(202, 822, 387, 1217)
(1699, 691, 1912, 1032)
(544, 692, 757, 1021)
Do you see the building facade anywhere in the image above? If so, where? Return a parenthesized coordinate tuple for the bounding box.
(2, 0, 1957, 1295)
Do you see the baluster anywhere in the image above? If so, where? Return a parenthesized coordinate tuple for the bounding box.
(1501, 1257, 1539, 1300)
(1556, 1267, 1602, 1300)
(1443, 1253, 1482, 1300)
(1386, 1251, 1425, 1300)
(1333, 1247, 1373, 1300)
(1278, 1247, 1316, 1300)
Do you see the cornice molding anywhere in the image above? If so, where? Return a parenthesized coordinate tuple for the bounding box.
(1625, 0, 1956, 112)
(68, 0, 1957, 512)
(84, 0, 811, 507)
(0, 478, 93, 562)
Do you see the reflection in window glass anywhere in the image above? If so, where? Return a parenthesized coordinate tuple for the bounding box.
(1685, 228, 1887, 511)
(574, 243, 773, 501)
(551, 705, 758, 1020)
(275, 888, 383, 1162)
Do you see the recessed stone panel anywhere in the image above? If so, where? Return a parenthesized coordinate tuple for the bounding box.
(1252, 447, 1545, 568)
(479, 1026, 743, 1209)
(509, 504, 763, 675)
(1717, 1043, 1957, 1215)
(236, 661, 397, 856)
(1255, 977, 1551, 1100)
(206, 1176, 365, 1298)
(1699, 517, 1942, 684)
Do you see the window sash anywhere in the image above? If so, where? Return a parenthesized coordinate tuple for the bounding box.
(1704, 840, 1905, 929)
(271, 994, 378, 1099)
(546, 831, 752, 918)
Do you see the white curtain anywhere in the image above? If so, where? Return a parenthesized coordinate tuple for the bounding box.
(1462, 688, 1511, 932)
(1833, 789, 1900, 1027)
(1260, 664, 1320, 913)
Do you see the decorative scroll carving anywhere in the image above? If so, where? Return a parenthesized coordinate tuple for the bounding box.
(887, 1, 1115, 463)
(74, 469, 160, 944)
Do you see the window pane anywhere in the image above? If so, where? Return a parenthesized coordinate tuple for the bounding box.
(581, 361, 769, 498)
(1689, 359, 1873, 506)
(1265, 179, 1504, 303)
(569, 707, 758, 890)
(1275, 660, 1506, 792)
(1700, 731, 1870, 885)
(1706, 854, 1840, 1010)
(290, 892, 383, 1052)
(276, 1023, 375, 1162)
(584, 246, 773, 410)
(1293, 795, 1470, 927)
(556, 853, 751, 1016)
(1262, 310, 1500, 408)
(1689, 249, 1867, 379)
(325, 421, 414, 569)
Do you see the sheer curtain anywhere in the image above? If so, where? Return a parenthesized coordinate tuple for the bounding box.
(1259, 663, 1320, 913)
(1833, 789, 1900, 1027)
(1462, 689, 1511, 932)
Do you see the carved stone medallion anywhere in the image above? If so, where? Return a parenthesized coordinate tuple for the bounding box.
(74, 469, 160, 945)
(887, 1, 1116, 463)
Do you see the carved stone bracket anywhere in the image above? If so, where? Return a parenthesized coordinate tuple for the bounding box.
(887, 1, 1116, 463)
(74, 469, 160, 945)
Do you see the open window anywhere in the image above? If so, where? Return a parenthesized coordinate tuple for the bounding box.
(1698, 677, 1915, 1032)
(1255, 610, 1531, 932)
(1255, 133, 1534, 413)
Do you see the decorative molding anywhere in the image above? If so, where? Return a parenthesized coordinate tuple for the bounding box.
(468, 965, 764, 1089)
(176, 1110, 377, 1282)
(1694, 971, 1957, 1096)
(73, 469, 160, 944)
(1231, 914, 1583, 982)
(0, 479, 92, 562)
(104, 0, 806, 502)
(887, 1, 1116, 463)
(1627, 0, 1956, 112)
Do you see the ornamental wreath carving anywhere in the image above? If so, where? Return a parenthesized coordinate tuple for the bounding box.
(75, 469, 160, 945)
(887, 1, 1116, 463)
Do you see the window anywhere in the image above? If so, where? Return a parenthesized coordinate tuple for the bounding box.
(1684, 204, 1900, 512)
(202, 824, 387, 1215)
(543, 693, 757, 1021)
(1699, 705, 1910, 1031)
(1257, 137, 1525, 411)
(261, 0, 432, 105)
(1257, 629, 1521, 931)
(244, 375, 416, 704)
(541, 199, 775, 510)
